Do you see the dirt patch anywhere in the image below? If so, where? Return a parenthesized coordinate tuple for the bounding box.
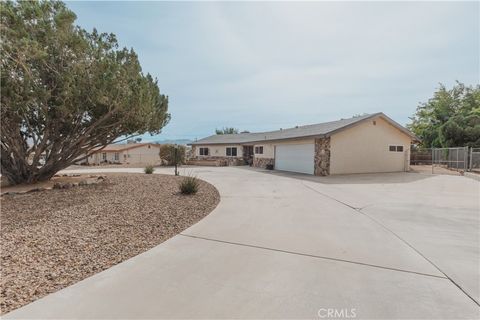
(0, 173, 220, 314)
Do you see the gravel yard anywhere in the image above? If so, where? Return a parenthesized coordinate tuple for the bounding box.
(0, 173, 220, 315)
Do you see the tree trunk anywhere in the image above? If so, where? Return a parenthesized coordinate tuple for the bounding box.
(1, 157, 69, 185)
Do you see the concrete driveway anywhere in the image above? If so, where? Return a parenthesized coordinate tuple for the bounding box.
(5, 167, 480, 319)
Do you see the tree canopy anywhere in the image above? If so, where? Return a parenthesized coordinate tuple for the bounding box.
(215, 127, 239, 135)
(408, 82, 480, 148)
(0, 1, 170, 184)
(159, 144, 186, 166)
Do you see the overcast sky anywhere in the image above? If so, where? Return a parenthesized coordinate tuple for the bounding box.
(67, 1, 479, 141)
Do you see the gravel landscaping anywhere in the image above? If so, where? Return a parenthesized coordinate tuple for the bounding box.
(0, 173, 220, 315)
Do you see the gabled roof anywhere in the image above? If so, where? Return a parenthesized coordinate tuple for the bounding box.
(93, 143, 161, 152)
(191, 113, 418, 145)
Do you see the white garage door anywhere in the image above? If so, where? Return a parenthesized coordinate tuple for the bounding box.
(275, 144, 315, 174)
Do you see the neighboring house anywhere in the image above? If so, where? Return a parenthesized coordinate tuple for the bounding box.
(79, 143, 161, 165)
(190, 113, 418, 176)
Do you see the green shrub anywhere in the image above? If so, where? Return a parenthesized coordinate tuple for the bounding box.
(159, 144, 186, 166)
(179, 175, 199, 195)
(144, 165, 155, 174)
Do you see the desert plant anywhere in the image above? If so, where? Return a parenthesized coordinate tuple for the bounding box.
(179, 175, 199, 195)
(144, 165, 154, 174)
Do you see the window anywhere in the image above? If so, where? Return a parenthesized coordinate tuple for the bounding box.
(199, 147, 209, 156)
(389, 145, 404, 152)
(226, 147, 237, 157)
(114, 152, 120, 161)
(255, 146, 264, 154)
(102, 153, 107, 161)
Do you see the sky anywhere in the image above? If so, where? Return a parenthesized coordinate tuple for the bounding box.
(66, 1, 479, 142)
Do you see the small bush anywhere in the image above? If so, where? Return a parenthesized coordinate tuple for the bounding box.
(179, 175, 199, 195)
(144, 165, 155, 174)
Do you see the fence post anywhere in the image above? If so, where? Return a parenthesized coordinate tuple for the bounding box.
(431, 148, 434, 174)
(456, 148, 459, 170)
(469, 147, 472, 171)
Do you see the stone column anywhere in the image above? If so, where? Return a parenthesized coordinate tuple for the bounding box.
(314, 137, 330, 176)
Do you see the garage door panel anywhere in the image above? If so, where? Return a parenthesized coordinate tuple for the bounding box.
(275, 144, 314, 174)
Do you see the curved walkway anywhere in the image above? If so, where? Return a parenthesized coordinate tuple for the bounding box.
(5, 167, 480, 319)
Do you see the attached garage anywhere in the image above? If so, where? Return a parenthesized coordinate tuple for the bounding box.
(329, 117, 412, 174)
(275, 143, 314, 174)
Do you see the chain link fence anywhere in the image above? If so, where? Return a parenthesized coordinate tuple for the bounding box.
(470, 148, 480, 173)
(410, 146, 480, 174)
(432, 147, 468, 172)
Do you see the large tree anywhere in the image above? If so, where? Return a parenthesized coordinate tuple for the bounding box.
(1, 1, 170, 184)
(408, 82, 480, 148)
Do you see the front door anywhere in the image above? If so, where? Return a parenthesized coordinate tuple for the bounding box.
(243, 145, 254, 165)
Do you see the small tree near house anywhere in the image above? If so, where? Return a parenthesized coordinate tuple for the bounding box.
(159, 144, 186, 166)
(0, 1, 170, 185)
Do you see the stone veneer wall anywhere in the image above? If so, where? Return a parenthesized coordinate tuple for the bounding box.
(253, 157, 274, 169)
(314, 137, 330, 176)
(189, 155, 244, 166)
(189, 146, 244, 166)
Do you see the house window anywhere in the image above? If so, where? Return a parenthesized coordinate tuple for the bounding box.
(389, 145, 404, 152)
(114, 152, 119, 161)
(226, 147, 237, 157)
(199, 147, 209, 156)
(255, 146, 264, 154)
(102, 153, 107, 161)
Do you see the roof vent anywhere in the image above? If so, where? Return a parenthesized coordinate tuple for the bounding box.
(280, 128, 283, 131)
(295, 126, 299, 128)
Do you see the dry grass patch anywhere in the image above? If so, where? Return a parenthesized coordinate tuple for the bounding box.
(0, 173, 219, 314)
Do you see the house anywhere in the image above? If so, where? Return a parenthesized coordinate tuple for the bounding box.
(190, 113, 418, 175)
(80, 143, 161, 165)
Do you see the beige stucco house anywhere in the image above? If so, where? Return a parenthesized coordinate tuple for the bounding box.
(80, 143, 161, 165)
(190, 113, 418, 175)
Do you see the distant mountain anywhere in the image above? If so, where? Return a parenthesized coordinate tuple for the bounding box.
(154, 139, 193, 145)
